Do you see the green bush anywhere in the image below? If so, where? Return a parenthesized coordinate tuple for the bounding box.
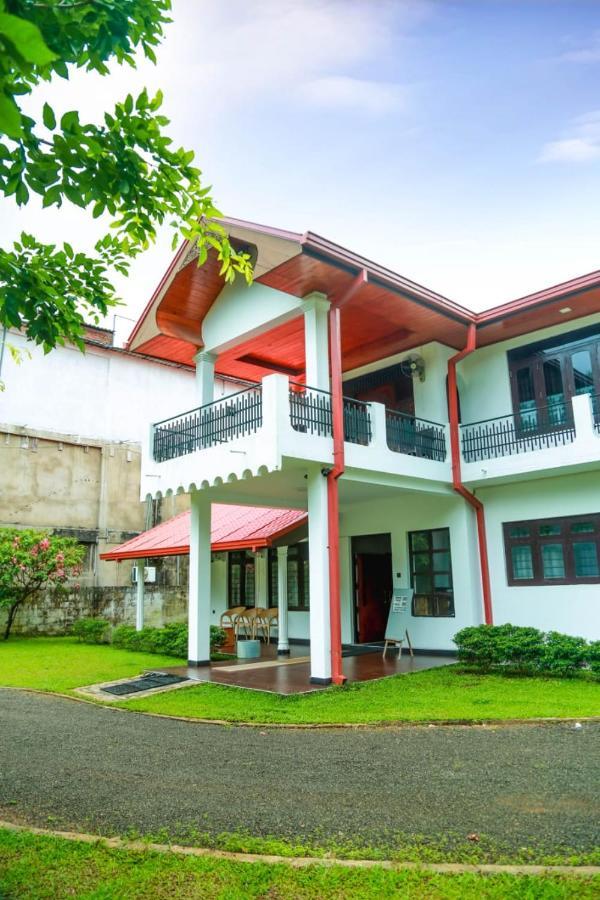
(453, 624, 591, 677)
(71, 617, 110, 644)
(112, 622, 226, 659)
(587, 640, 600, 676)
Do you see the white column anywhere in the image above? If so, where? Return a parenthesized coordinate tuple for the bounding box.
(135, 558, 145, 631)
(188, 491, 212, 665)
(302, 293, 330, 389)
(277, 545, 290, 655)
(307, 467, 331, 683)
(193, 350, 217, 407)
(255, 549, 268, 608)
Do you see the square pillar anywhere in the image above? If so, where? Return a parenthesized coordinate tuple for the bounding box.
(276, 545, 290, 655)
(188, 491, 212, 666)
(302, 293, 330, 390)
(193, 350, 217, 407)
(307, 468, 331, 683)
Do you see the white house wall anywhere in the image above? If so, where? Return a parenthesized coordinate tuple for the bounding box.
(479, 471, 600, 641)
(339, 492, 483, 651)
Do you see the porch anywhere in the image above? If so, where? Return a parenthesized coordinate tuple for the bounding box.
(154, 643, 453, 695)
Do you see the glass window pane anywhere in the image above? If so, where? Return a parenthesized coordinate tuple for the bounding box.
(573, 542, 599, 578)
(572, 350, 594, 396)
(511, 545, 534, 580)
(434, 593, 454, 616)
(413, 552, 430, 573)
(543, 360, 566, 424)
(432, 529, 449, 550)
(414, 574, 432, 594)
(571, 521, 595, 534)
(509, 525, 530, 538)
(413, 594, 432, 616)
(410, 532, 429, 551)
(541, 543, 565, 579)
(539, 523, 561, 536)
(244, 557, 256, 604)
(517, 368, 537, 427)
(433, 551, 451, 572)
(433, 573, 452, 589)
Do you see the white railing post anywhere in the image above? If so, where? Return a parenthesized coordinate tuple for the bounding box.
(368, 402, 387, 452)
(572, 394, 596, 442)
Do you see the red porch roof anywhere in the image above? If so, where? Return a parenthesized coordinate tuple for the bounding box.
(100, 504, 307, 561)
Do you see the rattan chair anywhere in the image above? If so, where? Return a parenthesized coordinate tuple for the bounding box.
(240, 606, 269, 642)
(220, 606, 246, 629)
(263, 607, 279, 644)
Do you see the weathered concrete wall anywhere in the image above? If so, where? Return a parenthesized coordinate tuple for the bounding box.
(4, 585, 189, 636)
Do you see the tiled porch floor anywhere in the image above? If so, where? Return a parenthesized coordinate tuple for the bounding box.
(155, 644, 454, 695)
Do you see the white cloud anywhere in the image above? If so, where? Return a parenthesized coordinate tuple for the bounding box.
(557, 31, 600, 64)
(539, 111, 600, 163)
(299, 75, 409, 115)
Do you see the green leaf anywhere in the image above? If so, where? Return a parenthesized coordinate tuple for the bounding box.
(0, 92, 22, 139)
(60, 110, 79, 132)
(0, 12, 57, 65)
(42, 102, 56, 130)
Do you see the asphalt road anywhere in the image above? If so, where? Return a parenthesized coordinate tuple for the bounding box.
(1, 689, 598, 853)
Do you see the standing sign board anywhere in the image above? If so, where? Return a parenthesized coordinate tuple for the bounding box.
(383, 588, 414, 658)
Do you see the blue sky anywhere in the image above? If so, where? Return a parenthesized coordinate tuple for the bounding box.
(6, 0, 600, 331)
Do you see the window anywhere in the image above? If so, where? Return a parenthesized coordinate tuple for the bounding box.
(504, 514, 600, 586)
(408, 528, 454, 617)
(227, 551, 256, 607)
(508, 323, 600, 424)
(268, 543, 310, 610)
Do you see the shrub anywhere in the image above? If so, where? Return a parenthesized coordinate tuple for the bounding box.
(586, 640, 600, 677)
(112, 623, 227, 659)
(71, 617, 110, 644)
(540, 631, 588, 677)
(454, 624, 590, 677)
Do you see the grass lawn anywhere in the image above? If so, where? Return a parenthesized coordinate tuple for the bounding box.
(1, 829, 597, 900)
(0, 636, 183, 694)
(1, 637, 598, 724)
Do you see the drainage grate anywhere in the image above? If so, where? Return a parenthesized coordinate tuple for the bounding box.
(103, 673, 188, 696)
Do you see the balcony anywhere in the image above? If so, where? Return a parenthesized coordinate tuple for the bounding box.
(460, 393, 600, 485)
(142, 375, 451, 500)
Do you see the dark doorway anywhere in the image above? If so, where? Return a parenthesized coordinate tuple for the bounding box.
(343, 363, 415, 415)
(352, 533, 393, 643)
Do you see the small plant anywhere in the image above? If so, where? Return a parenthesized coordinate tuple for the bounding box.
(71, 617, 110, 645)
(585, 640, 600, 677)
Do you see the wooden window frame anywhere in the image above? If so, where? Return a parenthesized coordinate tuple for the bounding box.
(508, 324, 600, 420)
(503, 513, 600, 586)
(408, 528, 455, 618)
(227, 550, 256, 608)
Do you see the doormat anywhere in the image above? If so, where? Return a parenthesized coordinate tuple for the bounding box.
(102, 673, 189, 696)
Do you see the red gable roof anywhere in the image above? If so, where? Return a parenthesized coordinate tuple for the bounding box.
(100, 504, 307, 561)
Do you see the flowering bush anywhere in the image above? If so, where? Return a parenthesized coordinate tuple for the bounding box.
(0, 528, 84, 639)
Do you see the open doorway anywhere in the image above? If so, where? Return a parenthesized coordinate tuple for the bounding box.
(352, 533, 393, 643)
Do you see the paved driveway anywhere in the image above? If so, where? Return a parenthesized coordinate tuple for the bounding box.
(1, 689, 598, 852)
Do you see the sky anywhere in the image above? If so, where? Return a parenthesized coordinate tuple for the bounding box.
(5, 0, 600, 336)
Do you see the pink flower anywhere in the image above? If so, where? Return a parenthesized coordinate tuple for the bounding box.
(11, 556, 17, 565)
(74, 583, 81, 591)
(39, 538, 50, 551)
(19, 564, 26, 571)
(30, 545, 39, 557)
(55, 552, 65, 563)
(55, 568, 65, 579)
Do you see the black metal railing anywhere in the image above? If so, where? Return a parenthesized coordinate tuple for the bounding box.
(288, 384, 372, 445)
(343, 397, 372, 446)
(153, 386, 263, 462)
(460, 401, 575, 462)
(385, 410, 447, 461)
(592, 394, 600, 435)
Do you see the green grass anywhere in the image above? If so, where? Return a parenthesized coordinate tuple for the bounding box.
(0, 636, 183, 694)
(1, 829, 597, 900)
(1, 637, 598, 725)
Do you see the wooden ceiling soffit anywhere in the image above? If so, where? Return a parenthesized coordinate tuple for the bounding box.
(342, 327, 413, 372)
(236, 353, 304, 377)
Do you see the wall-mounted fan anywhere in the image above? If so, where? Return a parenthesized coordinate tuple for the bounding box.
(399, 355, 426, 382)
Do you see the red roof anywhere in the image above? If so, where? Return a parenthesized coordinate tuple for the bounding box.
(100, 504, 307, 561)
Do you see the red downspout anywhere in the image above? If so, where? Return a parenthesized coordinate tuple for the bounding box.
(447, 323, 494, 625)
(327, 269, 368, 685)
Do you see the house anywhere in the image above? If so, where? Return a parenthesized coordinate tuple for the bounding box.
(114, 218, 599, 684)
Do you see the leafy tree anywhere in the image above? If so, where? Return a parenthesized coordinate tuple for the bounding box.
(0, 527, 84, 639)
(0, 0, 251, 355)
